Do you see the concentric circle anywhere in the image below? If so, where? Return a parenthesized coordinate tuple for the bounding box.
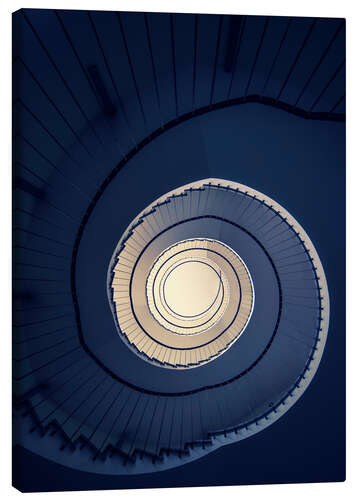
(159, 260, 223, 319)
(146, 239, 233, 335)
(111, 236, 254, 368)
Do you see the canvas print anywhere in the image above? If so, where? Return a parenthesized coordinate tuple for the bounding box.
(12, 8, 346, 492)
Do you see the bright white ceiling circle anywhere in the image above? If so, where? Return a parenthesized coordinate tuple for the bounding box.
(163, 260, 222, 317)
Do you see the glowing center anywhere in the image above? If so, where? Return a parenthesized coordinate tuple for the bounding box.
(163, 261, 221, 317)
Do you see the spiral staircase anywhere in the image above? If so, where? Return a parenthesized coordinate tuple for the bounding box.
(12, 8, 344, 486)
(13, 177, 329, 475)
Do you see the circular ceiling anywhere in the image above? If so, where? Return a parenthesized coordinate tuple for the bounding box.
(158, 255, 224, 319)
